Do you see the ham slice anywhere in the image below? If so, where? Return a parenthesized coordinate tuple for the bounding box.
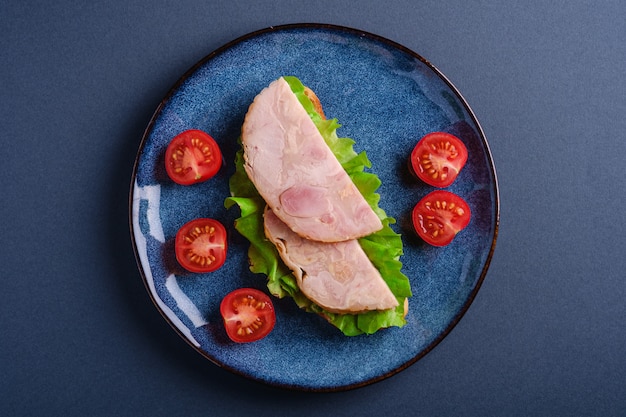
(241, 77, 383, 242)
(263, 208, 398, 313)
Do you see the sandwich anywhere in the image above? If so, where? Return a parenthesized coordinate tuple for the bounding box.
(225, 76, 412, 336)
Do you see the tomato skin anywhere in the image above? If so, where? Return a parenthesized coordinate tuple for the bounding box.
(175, 218, 227, 273)
(165, 129, 222, 185)
(220, 288, 276, 343)
(412, 190, 471, 247)
(410, 132, 468, 188)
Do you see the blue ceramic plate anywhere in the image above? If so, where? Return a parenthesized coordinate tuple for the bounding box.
(130, 24, 499, 391)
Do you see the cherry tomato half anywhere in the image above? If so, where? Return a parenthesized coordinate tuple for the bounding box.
(175, 218, 227, 273)
(410, 132, 468, 188)
(412, 190, 471, 247)
(165, 129, 222, 185)
(220, 288, 276, 343)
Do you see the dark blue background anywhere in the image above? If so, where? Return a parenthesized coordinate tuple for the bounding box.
(1, 1, 624, 415)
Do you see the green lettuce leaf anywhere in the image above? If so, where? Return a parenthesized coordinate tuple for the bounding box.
(224, 76, 412, 336)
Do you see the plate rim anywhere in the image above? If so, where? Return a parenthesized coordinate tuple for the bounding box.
(128, 22, 500, 392)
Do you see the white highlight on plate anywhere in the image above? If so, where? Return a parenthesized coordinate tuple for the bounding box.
(165, 274, 208, 328)
(132, 181, 201, 347)
(133, 183, 165, 243)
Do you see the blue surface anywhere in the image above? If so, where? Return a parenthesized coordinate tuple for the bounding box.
(130, 25, 498, 390)
(2, 0, 626, 415)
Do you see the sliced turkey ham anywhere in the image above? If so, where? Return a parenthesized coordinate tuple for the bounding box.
(263, 207, 398, 313)
(241, 77, 383, 242)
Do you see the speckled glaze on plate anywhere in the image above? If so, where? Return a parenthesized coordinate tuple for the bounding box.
(129, 24, 499, 391)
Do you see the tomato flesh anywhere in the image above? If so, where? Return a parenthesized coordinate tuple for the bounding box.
(175, 218, 227, 273)
(220, 288, 276, 343)
(165, 129, 222, 185)
(410, 132, 468, 187)
(412, 190, 471, 246)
